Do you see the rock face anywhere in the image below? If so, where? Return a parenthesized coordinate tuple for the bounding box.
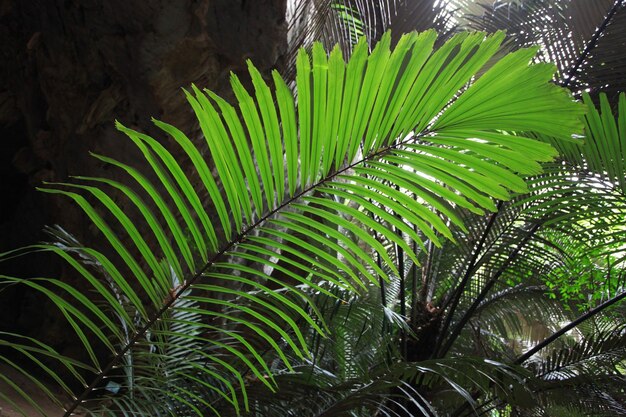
(0, 0, 287, 355)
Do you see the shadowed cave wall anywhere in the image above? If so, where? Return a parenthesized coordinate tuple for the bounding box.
(0, 0, 287, 358)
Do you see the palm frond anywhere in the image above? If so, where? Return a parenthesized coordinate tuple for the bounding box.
(578, 92, 626, 190)
(283, 0, 456, 80)
(462, 0, 621, 91)
(533, 324, 626, 378)
(0, 31, 583, 416)
(520, 324, 626, 416)
(573, 1, 626, 102)
(469, 285, 571, 357)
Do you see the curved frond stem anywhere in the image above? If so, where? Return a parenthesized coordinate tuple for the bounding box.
(560, 0, 625, 88)
(434, 201, 504, 357)
(451, 288, 626, 417)
(394, 209, 407, 359)
(515, 289, 626, 364)
(437, 222, 542, 358)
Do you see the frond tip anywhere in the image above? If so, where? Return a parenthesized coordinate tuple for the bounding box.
(0, 30, 584, 416)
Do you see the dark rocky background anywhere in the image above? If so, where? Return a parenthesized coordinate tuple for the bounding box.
(0, 0, 287, 357)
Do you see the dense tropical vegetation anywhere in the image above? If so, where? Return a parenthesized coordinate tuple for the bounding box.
(1, 1, 625, 416)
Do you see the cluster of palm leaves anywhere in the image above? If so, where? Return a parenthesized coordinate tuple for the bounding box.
(1, 1, 625, 416)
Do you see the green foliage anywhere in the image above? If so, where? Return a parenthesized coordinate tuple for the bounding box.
(508, 92, 626, 309)
(0, 28, 586, 416)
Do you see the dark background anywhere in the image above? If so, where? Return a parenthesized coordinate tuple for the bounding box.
(0, 0, 287, 356)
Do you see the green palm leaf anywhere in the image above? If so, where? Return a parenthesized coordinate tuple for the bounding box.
(579, 92, 626, 189)
(0, 30, 582, 416)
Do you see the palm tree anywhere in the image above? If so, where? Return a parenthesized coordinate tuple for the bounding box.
(252, 1, 626, 416)
(1, 1, 625, 417)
